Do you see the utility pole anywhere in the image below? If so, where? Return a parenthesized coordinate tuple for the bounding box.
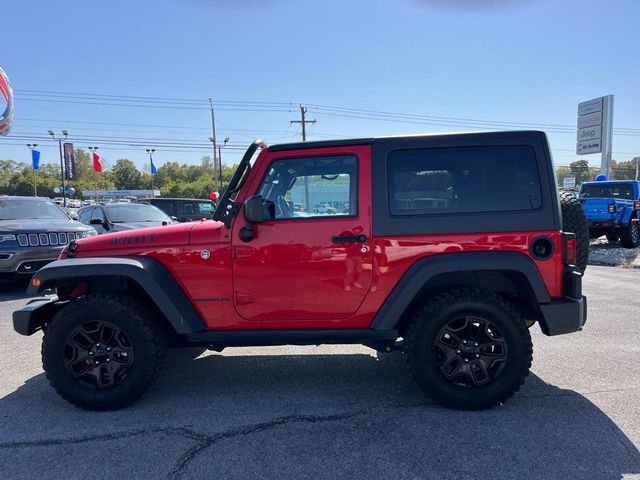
(217, 137, 229, 193)
(290, 105, 316, 208)
(208, 98, 220, 193)
(290, 104, 316, 142)
(635, 157, 639, 181)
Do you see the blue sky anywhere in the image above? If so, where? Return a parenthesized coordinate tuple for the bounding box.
(0, 0, 638, 171)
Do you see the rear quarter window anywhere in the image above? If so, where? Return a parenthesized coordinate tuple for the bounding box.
(387, 145, 542, 216)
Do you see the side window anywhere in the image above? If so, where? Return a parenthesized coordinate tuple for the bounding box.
(198, 201, 214, 216)
(178, 202, 195, 216)
(78, 207, 93, 224)
(153, 200, 175, 216)
(388, 146, 542, 215)
(258, 155, 357, 219)
(91, 207, 105, 222)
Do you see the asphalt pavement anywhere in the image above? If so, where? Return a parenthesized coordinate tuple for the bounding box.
(0, 266, 639, 479)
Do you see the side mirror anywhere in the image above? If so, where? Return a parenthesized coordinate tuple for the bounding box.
(171, 216, 178, 222)
(239, 195, 265, 242)
(244, 195, 265, 223)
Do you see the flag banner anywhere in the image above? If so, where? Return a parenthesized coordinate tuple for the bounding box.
(150, 156, 157, 175)
(32, 150, 40, 170)
(63, 142, 76, 180)
(0, 67, 14, 136)
(93, 152, 102, 172)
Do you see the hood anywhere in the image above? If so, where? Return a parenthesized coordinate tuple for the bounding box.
(0, 218, 91, 232)
(189, 219, 226, 244)
(72, 222, 198, 255)
(73, 221, 196, 253)
(110, 221, 173, 231)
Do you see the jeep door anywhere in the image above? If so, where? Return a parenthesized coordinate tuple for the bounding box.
(231, 145, 373, 324)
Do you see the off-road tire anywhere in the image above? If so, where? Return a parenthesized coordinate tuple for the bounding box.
(42, 293, 168, 411)
(605, 233, 620, 243)
(404, 288, 533, 410)
(620, 221, 640, 249)
(560, 190, 589, 273)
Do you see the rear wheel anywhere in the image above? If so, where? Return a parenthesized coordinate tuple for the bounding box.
(404, 288, 532, 410)
(620, 221, 640, 249)
(42, 293, 167, 410)
(560, 191, 589, 273)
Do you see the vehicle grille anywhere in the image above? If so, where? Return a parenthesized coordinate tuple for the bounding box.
(16, 232, 83, 247)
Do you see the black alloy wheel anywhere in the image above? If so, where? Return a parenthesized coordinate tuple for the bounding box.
(433, 316, 507, 388)
(63, 320, 134, 390)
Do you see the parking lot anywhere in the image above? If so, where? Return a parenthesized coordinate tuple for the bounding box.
(0, 265, 638, 479)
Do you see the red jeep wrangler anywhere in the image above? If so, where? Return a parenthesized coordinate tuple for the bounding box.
(13, 131, 587, 411)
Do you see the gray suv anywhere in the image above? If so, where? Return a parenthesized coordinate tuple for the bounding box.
(0, 196, 96, 281)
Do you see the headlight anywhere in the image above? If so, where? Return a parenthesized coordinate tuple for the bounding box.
(0, 234, 17, 243)
(82, 230, 97, 238)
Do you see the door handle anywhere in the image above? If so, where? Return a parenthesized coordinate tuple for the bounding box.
(331, 234, 367, 243)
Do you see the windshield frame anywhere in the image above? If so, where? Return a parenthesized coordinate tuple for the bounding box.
(213, 139, 267, 227)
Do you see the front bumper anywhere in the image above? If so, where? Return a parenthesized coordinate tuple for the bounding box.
(0, 246, 63, 275)
(13, 296, 61, 336)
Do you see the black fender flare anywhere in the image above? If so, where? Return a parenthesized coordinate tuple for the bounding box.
(370, 252, 551, 330)
(28, 256, 206, 334)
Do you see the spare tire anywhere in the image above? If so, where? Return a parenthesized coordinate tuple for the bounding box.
(560, 191, 589, 274)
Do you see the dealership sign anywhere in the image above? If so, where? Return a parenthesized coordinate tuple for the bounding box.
(576, 96, 612, 156)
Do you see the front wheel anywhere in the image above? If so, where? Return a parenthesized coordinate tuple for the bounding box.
(404, 288, 532, 410)
(42, 293, 168, 410)
(620, 221, 640, 249)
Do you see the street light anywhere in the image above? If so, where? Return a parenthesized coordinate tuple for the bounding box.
(27, 144, 38, 196)
(88, 146, 99, 202)
(48, 130, 69, 207)
(146, 148, 156, 197)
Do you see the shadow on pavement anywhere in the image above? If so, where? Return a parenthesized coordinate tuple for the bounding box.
(0, 351, 638, 479)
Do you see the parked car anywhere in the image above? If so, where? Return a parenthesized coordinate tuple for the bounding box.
(51, 197, 64, 207)
(137, 197, 215, 222)
(579, 180, 640, 248)
(77, 202, 177, 234)
(59, 207, 79, 221)
(0, 196, 96, 281)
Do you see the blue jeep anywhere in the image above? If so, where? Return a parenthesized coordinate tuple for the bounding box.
(579, 180, 640, 248)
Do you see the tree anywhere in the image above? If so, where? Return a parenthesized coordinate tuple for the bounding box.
(569, 159, 594, 185)
(611, 159, 638, 180)
(111, 159, 142, 190)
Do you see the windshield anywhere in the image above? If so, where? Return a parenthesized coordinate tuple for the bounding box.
(0, 198, 70, 220)
(106, 205, 172, 223)
(580, 183, 634, 200)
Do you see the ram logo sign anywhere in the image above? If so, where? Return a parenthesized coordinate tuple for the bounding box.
(0, 67, 13, 136)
